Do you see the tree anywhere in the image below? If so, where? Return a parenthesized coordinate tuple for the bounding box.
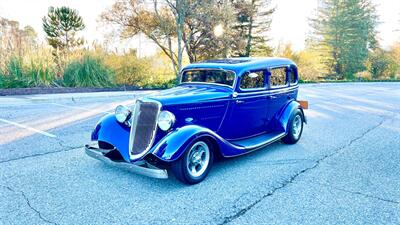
(21, 26, 38, 47)
(310, 0, 379, 79)
(43, 6, 85, 52)
(164, 0, 189, 78)
(182, 1, 236, 62)
(231, 0, 274, 57)
(102, 0, 182, 75)
(0, 18, 37, 51)
(101, 0, 273, 76)
(274, 42, 299, 62)
(0, 17, 38, 69)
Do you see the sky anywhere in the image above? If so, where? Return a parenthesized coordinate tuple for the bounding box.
(0, 0, 399, 55)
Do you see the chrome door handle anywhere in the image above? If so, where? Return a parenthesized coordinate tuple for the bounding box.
(267, 96, 277, 99)
(236, 100, 245, 104)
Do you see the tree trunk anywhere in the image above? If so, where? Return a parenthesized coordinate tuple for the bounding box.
(175, 0, 186, 81)
(244, 0, 256, 57)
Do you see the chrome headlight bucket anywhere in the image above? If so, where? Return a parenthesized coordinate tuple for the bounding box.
(115, 105, 132, 124)
(157, 111, 175, 131)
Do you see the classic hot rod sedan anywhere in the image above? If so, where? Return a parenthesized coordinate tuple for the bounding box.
(85, 57, 307, 184)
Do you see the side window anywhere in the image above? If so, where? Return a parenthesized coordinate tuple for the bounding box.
(240, 70, 266, 89)
(269, 67, 288, 88)
(288, 67, 297, 85)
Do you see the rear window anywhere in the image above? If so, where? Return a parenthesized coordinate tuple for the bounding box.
(288, 68, 297, 84)
(270, 67, 288, 87)
(181, 70, 235, 86)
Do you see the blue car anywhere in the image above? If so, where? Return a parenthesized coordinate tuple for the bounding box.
(85, 57, 307, 184)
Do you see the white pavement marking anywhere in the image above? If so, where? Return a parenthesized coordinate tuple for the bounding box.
(0, 118, 57, 138)
(50, 103, 109, 114)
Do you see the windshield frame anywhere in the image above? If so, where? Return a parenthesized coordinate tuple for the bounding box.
(179, 68, 237, 89)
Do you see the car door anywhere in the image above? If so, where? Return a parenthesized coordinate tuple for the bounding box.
(265, 66, 290, 124)
(219, 69, 269, 140)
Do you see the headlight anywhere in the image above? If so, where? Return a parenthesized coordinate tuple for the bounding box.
(115, 105, 131, 123)
(158, 111, 175, 131)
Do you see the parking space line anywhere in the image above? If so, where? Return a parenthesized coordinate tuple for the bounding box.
(50, 103, 111, 114)
(0, 118, 57, 138)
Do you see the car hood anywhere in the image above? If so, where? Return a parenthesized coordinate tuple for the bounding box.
(146, 84, 232, 106)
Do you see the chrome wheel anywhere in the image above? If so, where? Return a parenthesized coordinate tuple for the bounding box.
(292, 114, 303, 140)
(186, 141, 210, 178)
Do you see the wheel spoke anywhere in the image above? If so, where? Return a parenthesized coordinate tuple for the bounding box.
(191, 166, 197, 174)
(292, 115, 302, 138)
(186, 141, 210, 178)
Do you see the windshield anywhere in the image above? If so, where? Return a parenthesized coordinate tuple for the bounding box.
(181, 69, 235, 87)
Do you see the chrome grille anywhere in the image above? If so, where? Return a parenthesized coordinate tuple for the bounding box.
(129, 100, 161, 160)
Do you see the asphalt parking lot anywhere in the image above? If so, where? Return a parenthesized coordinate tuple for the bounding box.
(0, 83, 399, 225)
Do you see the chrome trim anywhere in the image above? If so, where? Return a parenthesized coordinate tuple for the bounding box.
(268, 64, 291, 70)
(236, 85, 298, 97)
(85, 145, 168, 179)
(128, 101, 141, 154)
(180, 82, 234, 88)
(235, 133, 286, 150)
(129, 99, 162, 161)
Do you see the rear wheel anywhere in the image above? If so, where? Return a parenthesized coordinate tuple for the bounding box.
(282, 109, 304, 144)
(171, 139, 214, 184)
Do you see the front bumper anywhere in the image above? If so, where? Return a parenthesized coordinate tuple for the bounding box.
(85, 144, 168, 179)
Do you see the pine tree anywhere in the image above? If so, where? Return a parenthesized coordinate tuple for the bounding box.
(311, 0, 378, 79)
(231, 0, 275, 57)
(42, 6, 85, 52)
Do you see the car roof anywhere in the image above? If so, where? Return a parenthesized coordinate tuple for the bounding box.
(182, 57, 296, 75)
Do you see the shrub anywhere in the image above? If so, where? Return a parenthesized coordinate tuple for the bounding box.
(63, 55, 114, 87)
(367, 49, 398, 79)
(142, 78, 177, 89)
(104, 53, 175, 87)
(296, 50, 328, 81)
(355, 71, 372, 81)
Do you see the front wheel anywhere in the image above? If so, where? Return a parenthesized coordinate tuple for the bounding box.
(282, 109, 304, 144)
(171, 139, 214, 184)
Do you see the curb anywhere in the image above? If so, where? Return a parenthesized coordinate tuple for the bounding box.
(0, 90, 157, 105)
(0, 86, 164, 96)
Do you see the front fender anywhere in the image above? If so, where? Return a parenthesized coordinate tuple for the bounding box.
(151, 125, 214, 162)
(151, 125, 250, 162)
(91, 114, 131, 162)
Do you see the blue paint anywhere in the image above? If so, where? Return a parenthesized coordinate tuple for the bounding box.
(90, 57, 306, 163)
(91, 114, 131, 162)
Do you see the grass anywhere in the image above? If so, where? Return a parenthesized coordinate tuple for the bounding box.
(63, 56, 114, 87)
(0, 57, 30, 88)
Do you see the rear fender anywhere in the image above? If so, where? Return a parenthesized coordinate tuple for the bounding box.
(277, 101, 306, 133)
(91, 114, 131, 162)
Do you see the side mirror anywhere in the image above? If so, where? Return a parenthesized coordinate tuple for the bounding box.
(248, 72, 259, 78)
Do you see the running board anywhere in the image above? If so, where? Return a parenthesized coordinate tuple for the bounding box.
(230, 132, 286, 150)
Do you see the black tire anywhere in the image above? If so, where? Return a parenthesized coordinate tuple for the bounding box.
(171, 139, 214, 185)
(282, 109, 304, 144)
